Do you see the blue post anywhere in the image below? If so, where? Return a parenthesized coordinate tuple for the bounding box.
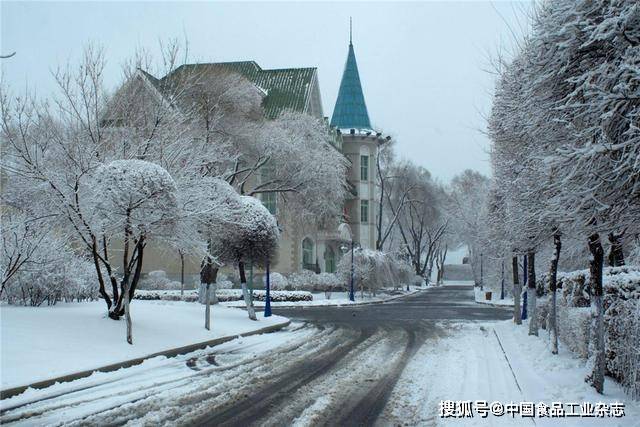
(349, 242, 355, 301)
(480, 252, 484, 291)
(500, 259, 505, 300)
(264, 258, 272, 317)
(521, 255, 528, 320)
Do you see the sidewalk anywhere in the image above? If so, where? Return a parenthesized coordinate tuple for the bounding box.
(384, 320, 639, 426)
(1, 300, 289, 397)
(475, 286, 515, 307)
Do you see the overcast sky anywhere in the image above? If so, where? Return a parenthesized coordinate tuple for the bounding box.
(1, 1, 534, 183)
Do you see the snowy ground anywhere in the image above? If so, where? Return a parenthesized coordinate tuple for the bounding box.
(474, 284, 515, 306)
(220, 285, 423, 308)
(381, 320, 639, 426)
(0, 300, 287, 390)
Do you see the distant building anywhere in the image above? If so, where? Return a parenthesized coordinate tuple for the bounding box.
(106, 32, 390, 280)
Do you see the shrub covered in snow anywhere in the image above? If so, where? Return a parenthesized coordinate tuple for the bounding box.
(287, 271, 344, 292)
(263, 272, 288, 290)
(288, 270, 316, 291)
(135, 289, 199, 302)
(536, 266, 640, 398)
(217, 289, 312, 303)
(138, 271, 181, 290)
(215, 274, 234, 289)
(337, 249, 413, 294)
(2, 236, 99, 306)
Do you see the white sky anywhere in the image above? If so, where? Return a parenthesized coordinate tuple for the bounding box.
(1, 1, 534, 183)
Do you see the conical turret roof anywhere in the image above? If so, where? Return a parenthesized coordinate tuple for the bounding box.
(330, 40, 371, 131)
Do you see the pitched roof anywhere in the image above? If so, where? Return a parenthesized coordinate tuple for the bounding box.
(330, 42, 372, 131)
(164, 61, 319, 119)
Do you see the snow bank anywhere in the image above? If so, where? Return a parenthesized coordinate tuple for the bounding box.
(134, 289, 313, 303)
(536, 266, 640, 399)
(0, 300, 287, 390)
(220, 285, 422, 308)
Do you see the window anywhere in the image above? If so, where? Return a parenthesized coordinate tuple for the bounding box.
(324, 246, 336, 273)
(360, 200, 369, 223)
(360, 155, 369, 181)
(261, 192, 277, 215)
(260, 161, 277, 215)
(302, 238, 314, 267)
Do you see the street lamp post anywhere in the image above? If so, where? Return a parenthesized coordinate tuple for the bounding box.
(480, 252, 484, 291)
(500, 258, 505, 300)
(349, 240, 355, 301)
(264, 257, 272, 317)
(338, 223, 356, 302)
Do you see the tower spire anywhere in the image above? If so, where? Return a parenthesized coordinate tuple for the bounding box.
(330, 20, 372, 131)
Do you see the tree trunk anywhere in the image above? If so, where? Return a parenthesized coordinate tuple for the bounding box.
(200, 249, 219, 328)
(91, 239, 112, 310)
(205, 283, 211, 330)
(512, 256, 521, 325)
(527, 251, 538, 336)
(238, 261, 257, 320)
(607, 232, 625, 267)
(109, 239, 144, 320)
(549, 230, 562, 355)
(124, 280, 132, 345)
(586, 232, 605, 394)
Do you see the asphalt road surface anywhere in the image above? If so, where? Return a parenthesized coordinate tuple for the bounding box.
(1, 284, 511, 426)
(196, 284, 511, 427)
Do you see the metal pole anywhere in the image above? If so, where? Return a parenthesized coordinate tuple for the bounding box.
(500, 258, 505, 300)
(264, 258, 272, 317)
(521, 255, 528, 320)
(480, 252, 484, 291)
(349, 241, 355, 301)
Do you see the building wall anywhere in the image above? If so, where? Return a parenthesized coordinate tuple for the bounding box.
(341, 133, 380, 250)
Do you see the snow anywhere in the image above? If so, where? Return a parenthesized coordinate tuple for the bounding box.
(0, 322, 319, 426)
(382, 320, 640, 426)
(220, 285, 423, 308)
(474, 285, 515, 307)
(0, 300, 287, 390)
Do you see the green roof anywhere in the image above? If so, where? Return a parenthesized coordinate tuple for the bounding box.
(165, 61, 318, 119)
(330, 42, 371, 130)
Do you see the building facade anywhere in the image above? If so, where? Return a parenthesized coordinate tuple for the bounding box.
(110, 35, 389, 280)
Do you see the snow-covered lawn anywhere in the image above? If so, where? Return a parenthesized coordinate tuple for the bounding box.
(219, 285, 423, 308)
(474, 285, 514, 306)
(384, 319, 639, 426)
(0, 300, 287, 391)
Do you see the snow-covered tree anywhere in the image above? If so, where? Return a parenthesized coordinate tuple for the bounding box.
(85, 159, 178, 343)
(447, 170, 490, 285)
(486, 0, 640, 393)
(210, 195, 279, 320)
(385, 162, 448, 281)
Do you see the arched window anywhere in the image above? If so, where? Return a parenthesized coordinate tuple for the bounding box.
(324, 246, 336, 273)
(302, 238, 314, 268)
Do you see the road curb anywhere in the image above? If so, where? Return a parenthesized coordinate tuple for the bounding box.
(1, 319, 291, 400)
(232, 288, 427, 310)
(475, 300, 514, 308)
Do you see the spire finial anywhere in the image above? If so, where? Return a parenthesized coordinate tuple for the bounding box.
(349, 17, 352, 45)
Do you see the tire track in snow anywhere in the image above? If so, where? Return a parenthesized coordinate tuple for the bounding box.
(0, 324, 330, 426)
(190, 326, 376, 426)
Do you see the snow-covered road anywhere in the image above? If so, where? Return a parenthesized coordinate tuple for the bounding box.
(6, 284, 577, 426)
